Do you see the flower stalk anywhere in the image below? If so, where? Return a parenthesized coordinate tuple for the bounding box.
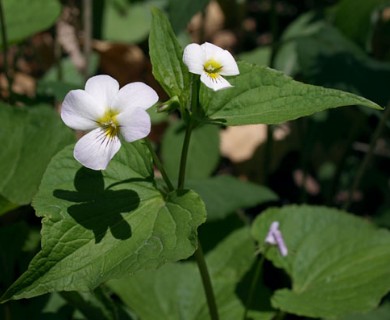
(177, 75, 219, 320)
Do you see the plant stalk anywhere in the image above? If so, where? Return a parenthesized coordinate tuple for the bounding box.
(144, 139, 174, 192)
(177, 123, 193, 190)
(177, 75, 201, 190)
(344, 105, 390, 210)
(177, 78, 219, 320)
(194, 243, 220, 320)
(242, 251, 266, 320)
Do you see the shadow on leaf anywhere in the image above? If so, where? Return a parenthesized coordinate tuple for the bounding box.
(53, 167, 140, 243)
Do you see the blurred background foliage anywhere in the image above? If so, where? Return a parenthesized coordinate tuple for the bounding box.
(1, 0, 390, 319)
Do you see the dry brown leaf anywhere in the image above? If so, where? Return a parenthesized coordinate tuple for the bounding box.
(220, 124, 290, 162)
(94, 41, 146, 86)
(0, 72, 36, 98)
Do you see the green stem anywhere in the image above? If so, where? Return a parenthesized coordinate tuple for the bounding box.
(242, 250, 267, 320)
(0, 0, 13, 103)
(194, 243, 220, 320)
(190, 75, 200, 118)
(178, 74, 199, 190)
(177, 123, 193, 190)
(177, 77, 219, 320)
(343, 105, 390, 211)
(144, 139, 174, 192)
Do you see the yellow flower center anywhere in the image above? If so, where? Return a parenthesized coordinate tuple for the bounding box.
(203, 59, 223, 79)
(97, 109, 120, 138)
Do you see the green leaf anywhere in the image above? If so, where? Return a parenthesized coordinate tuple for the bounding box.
(251, 205, 390, 318)
(201, 61, 382, 126)
(296, 23, 390, 106)
(60, 289, 117, 320)
(38, 54, 100, 100)
(239, 46, 271, 67)
(332, 0, 387, 48)
(2, 0, 61, 46)
(1, 141, 206, 301)
(108, 228, 267, 320)
(102, 2, 151, 44)
(0, 104, 75, 205)
(273, 11, 325, 76)
(168, 0, 210, 33)
(161, 121, 220, 180)
(187, 176, 278, 221)
(337, 302, 390, 320)
(42, 55, 100, 86)
(149, 8, 190, 107)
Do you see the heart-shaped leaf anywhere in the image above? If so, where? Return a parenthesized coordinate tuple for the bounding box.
(1, 141, 206, 301)
(252, 205, 390, 318)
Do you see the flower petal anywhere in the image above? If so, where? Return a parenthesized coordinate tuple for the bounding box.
(265, 221, 288, 256)
(74, 128, 121, 170)
(117, 108, 151, 142)
(200, 72, 232, 91)
(183, 43, 205, 75)
(61, 90, 103, 130)
(274, 229, 288, 256)
(112, 82, 158, 112)
(265, 221, 279, 244)
(218, 50, 239, 76)
(201, 42, 239, 76)
(85, 75, 119, 107)
(201, 42, 225, 59)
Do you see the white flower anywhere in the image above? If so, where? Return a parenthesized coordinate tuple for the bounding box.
(265, 221, 288, 256)
(61, 75, 158, 170)
(183, 42, 239, 91)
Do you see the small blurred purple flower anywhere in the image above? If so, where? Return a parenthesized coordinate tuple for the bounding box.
(265, 221, 288, 257)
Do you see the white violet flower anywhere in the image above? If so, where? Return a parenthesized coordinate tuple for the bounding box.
(183, 42, 239, 91)
(61, 75, 158, 170)
(265, 221, 288, 257)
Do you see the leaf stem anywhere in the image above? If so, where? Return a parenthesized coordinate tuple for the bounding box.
(242, 251, 267, 320)
(0, 0, 13, 103)
(144, 139, 174, 192)
(194, 243, 220, 320)
(344, 105, 390, 210)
